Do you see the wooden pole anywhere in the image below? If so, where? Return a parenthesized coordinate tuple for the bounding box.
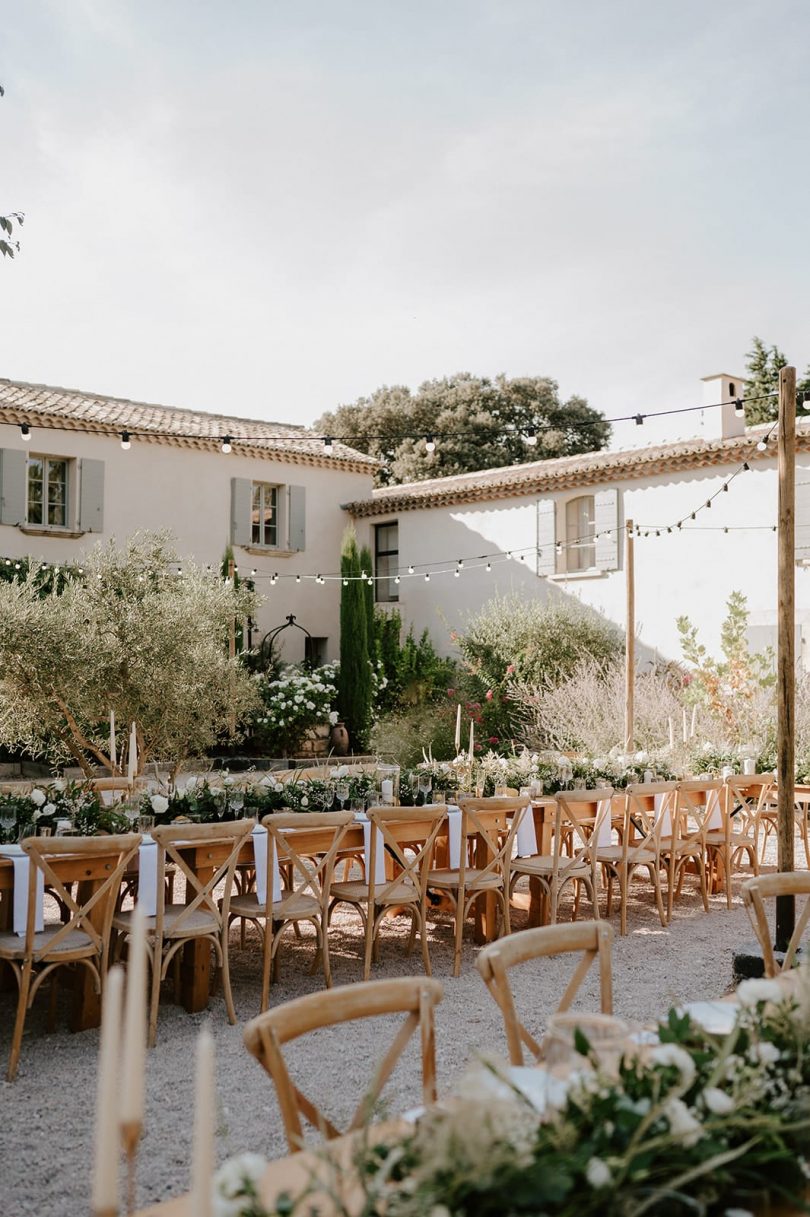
(624, 519, 635, 752)
(227, 558, 236, 735)
(776, 365, 797, 953)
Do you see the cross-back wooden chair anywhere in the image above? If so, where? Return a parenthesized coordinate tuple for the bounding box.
(742, 872, 810, 976)
(661, 778, 718, 917)
(329, 806, 447, 980)
(476, 921, 614, 1065)
(725, 776, 767, 880)
(243, 977, 444, 1151)
(1, 833, 140, 1080)
(113, 819, 254, 1045)
(427, 797, 526, 977)
(87, 777, 135, 806)
(227, 812, 352, 1011)
(596, 783, 675, 935)
(507, 797, 601, 926)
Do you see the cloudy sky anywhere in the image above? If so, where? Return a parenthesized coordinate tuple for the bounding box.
(2, 0, 809, 447)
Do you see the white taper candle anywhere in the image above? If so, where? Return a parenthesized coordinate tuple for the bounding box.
(121, 904, 147, 1130)
(92, 965, 124, 1216)
(191, 1026, 215, 1217)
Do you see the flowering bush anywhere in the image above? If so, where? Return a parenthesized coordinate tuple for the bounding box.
(249, 663, 338, 757)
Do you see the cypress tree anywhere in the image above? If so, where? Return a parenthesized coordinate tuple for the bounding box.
(338, 527, 371, 750)
(360, 542, 376, 657)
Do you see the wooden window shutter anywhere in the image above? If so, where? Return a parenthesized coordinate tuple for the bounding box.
(536, 498, 556, 576)
(0, 448, 28, 526)
(594, 488, 619, 571)
(231, 478, 252, 547)
(78, 458, 105, 532)
(287, 485, 306, 551)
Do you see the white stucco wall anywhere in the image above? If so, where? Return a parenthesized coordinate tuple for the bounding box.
(0, 423, 374, 664)
(355, 454, 810, 668)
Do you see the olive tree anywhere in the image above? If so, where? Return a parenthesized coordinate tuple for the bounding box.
(0, 532, 260, 773)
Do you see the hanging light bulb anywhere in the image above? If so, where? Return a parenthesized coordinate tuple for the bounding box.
(457, 559, 464, 569)
(295, 574, 301, 583)
(454, 568, 460, 578)
(485, 561, 492, 572)
(756, 438, 768, 452)
(221, 436, 233, 454)
(706, 500, 712, 509)
(634, 414, 645, 426)
(250, 568, 256, 577)
(524, 429, 537, 447)
(424, 435, 436, 454)
(424, 572, 431, 581)
(20, 423, 31, 442)
(394, 575, 401, 585)
(722, 483, 729, 492)
(691, 512, 696, 521)
(734, 398, 744, 415)
(343, 578, 348, 586)
(271, 573, 278, 585)
(407, 564, 414, 575)
(743, 462, 750, 471)
(120, 430, 131, 450)
(323, 437, 334, 456)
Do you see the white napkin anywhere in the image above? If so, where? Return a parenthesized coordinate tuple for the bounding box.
(138, 835, 158, 917)
(514, 804, 538, 857)
(0, 845, 45, 936)
(252, 824, 281, 904)
(446, 806, 462, 868)
(654, 792, 672, 837)
(354, 813, 387, 886)
(595, 799, 613, 847)
(706, 789, 723, 830)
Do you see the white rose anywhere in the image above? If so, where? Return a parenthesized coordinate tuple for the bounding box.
(752, 1040, 780, 1064)
(664, 1097, 703, 1146)
(151, 795, 169, 814)
(223, 776, 234, 786)
(305, 701, 315, 711)
(703, 1087, 735, 1115)
(650, 1043, 697, 1087)
(32, 809, 42, 821)
(43, 803, 56, 816)
(585, 1157, 611, 1188)
(52, 779, 66, 792)
(300, 795, 309, 807)
(30, 789, 46, 806)
(329, 711, 338, 725)
(736, 978, 784, 1007)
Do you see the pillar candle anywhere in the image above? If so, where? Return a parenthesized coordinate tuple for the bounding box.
(468, 719, 474, 765)
(92, 965, 123, 1216)
(454, 704, 461, 754)
(121, 905, 147, 1131)
(668, 717, 674, 750)
(690, 705, 697, 738)
(191, 1026, 215, 1217)
(109, 710, 116, 774)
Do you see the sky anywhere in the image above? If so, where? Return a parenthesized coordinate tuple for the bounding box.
(2, 0, 809, 450)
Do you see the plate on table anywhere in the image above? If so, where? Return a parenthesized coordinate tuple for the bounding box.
(680, 999, 739, 1036)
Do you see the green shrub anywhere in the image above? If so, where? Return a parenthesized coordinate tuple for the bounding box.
(338, 528, 372, 749)
(370, 701, 458, 768)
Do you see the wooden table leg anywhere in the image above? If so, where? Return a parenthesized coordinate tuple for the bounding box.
(180, 938, 212, 1013)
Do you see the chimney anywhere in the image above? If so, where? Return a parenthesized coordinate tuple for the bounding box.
(700, 372, 746, 440)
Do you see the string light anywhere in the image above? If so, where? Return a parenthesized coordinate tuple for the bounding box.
(20, 423, 30, 442)
(407, 565, 414, 575)
(424, 435, 436, 454)
(524, 429, 537, 447)
(757, 438, 768, 452)
(485, 562, 492, 572)
(221, 436, 232, 454)
(120, 431, 131, 451)
(323, 437, 334, 456)
(424, 572, 430, 581)
(734, 398, 744, 416)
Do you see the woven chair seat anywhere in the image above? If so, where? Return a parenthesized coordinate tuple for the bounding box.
(427, 867, 502, 890)
(331, 878, 419, 905)
(0, 927, 95, 960)
(229, 891, 321, 921)
(113, 904, 219, 938)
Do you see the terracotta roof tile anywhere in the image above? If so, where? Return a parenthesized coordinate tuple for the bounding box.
(0, 378, 378, 473)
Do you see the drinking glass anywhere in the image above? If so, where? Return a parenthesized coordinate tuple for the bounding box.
(335, 781, 350, 811)
(38, 826, 53, 837)
(320, 783, 335, 811)
(494, 784, 508, 797)
(0, 812, 15, 842)
(350, 797, 365, 815)
(230, 795, 245, 816)
(138, 814, 155, 833)
(417, 775, 432, 805)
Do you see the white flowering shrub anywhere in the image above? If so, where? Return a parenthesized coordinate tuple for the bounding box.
(249, 663, 338, 756)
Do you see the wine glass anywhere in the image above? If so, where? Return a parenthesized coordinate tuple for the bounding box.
(0, 811, 15, 843)
(335, 781, 350, 811)
(417, 774, 432, 805)
(320, 783, 335, 812)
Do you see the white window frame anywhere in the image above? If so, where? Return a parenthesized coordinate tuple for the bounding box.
(26, 454, 72, 531)
(374, 521, 399, 603)
(250, 481, 282, 549)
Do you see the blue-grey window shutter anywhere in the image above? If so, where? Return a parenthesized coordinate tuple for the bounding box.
(288, 485, 306, 551)
(79, 459, 104, 532)
(0, 448, 28, 526)
(231, 478, 252, 547)
(594, 488, 619, 570)
(536, 498, 556, 576)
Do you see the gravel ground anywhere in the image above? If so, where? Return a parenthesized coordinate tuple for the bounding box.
(0, 854, 776, 1217)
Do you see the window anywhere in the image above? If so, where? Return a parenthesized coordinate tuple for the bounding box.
(305, 636, 328, 667)
(251, 482, 279, 547)
(564, 495, 596, 573)
(27, 456, 68, 529)
(375, 522, 399, 602)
